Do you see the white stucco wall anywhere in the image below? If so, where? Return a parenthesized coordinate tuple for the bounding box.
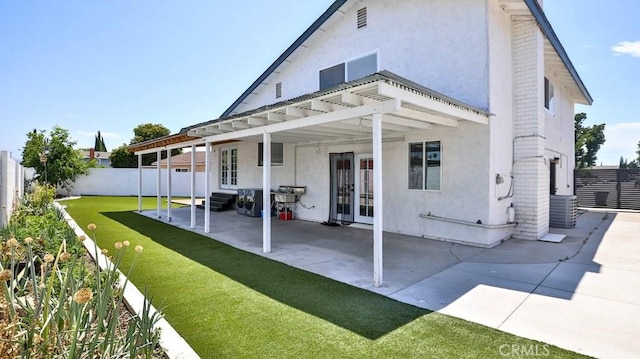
(544, 73, 575, 196)
(487, 0, 517, 225)
(232, 0, 490, 115)
(61, 168, 207, 197)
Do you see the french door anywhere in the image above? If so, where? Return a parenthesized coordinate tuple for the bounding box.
(354, 154, 374, 224)
(329, 152, 354, 224)
(220, 146, 237, 190)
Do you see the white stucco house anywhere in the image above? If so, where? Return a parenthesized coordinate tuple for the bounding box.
(129, 0, 591, 286)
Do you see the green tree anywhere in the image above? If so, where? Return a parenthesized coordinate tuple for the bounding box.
(109, 144, 138, 168)
(636, 141, 640, 163)
(21, 126, 91, 190)
(94, 131, 107, 152)
(110, 123, 178, 168)
(575, 112, 606, 169)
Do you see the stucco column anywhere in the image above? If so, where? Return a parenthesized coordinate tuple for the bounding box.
(190, 145, 196, 228)
(372, 113, 383, 287)
(262, 131, 272, 253)
(156, 150, 162, 219)
(204, 143, 211, 233)
(511, 16, 549, 240)
(137, 153, 142, 213)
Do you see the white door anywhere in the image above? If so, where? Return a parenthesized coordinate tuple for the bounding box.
(220, 146, 238, 190)
(354, 154, 374, 224)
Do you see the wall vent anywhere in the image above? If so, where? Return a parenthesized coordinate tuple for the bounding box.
(357, 7, 367, 29)
(275, 82, 282, 99)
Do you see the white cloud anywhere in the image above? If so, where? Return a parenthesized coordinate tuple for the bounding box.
(611, 40, 640, 57)
(597, 122, 640, 165)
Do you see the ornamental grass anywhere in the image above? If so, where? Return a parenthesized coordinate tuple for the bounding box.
(0, 185, 162, 358)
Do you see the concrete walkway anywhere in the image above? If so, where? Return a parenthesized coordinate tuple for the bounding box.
(142, 206, 639, 359)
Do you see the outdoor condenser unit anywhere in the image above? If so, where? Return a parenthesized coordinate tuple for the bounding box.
(549, 195, 577, 228)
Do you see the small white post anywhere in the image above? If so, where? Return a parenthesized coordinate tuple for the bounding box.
(137, 153, 142, 212)
(204, 143, 211, 233)
(156, 150, 162, 219)
(262, 131, 272, 253)
(166, 150, 172, 222)
(372, 113, 384, 287)
(190, 145, 196, 228)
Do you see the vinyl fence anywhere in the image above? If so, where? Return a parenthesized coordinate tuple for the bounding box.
(61, 168, 207, 197)
(575, 168, 640, 210)
(0, 151, 27, 227)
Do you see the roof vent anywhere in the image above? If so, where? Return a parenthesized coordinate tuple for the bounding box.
(275, 82, 282, 99)
(357, 7, 367, 29)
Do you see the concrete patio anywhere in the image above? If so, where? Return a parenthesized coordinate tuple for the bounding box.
(140, 205, 640, 359)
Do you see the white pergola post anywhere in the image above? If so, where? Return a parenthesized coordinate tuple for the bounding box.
(372, 113, 384, 287)
(156, 150, 162, 219)
(262, 131, 272, 253)
(166, 150, 172, 222)
(204, 142, 211, 233)
(190, 145, 196, 228)
(137, 153, 142, 212)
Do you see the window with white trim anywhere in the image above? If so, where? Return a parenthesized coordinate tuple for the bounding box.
(409, 141, 441, 190)
(544, 77, 554, 113)
(258, 142, 284, 166)
(319, 53, 377, 90)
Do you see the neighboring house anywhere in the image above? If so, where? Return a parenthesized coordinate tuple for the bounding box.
(81, 149, 112, 167)
(148, 151, 206, 172)
(129, 0, 591, 285)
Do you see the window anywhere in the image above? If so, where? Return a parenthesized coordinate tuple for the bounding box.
(258, 142, 284, 166)
(408, 141, 441, 190)
(544, 77, 554, 113)
(275, 82, 282, 99)
(319, 63, 345, 91)
(357, 7, 367, 28)
(319, 53, 377, 90)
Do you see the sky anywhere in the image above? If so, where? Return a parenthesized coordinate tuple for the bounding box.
(1, 0, 639, 165)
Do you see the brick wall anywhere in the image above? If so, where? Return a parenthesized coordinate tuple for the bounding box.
(511, 17, 549, 240)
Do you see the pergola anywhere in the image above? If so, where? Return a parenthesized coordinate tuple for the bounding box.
(129, 71, 490, 286)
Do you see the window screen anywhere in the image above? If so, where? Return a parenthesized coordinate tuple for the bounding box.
(347, 53, 377, 82)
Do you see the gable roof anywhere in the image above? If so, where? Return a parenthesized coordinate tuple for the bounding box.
(221, 0, 591, 117)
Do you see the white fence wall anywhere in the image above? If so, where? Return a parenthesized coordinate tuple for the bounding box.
(62, 168, 207, 197)
(0, 151, 26, 228)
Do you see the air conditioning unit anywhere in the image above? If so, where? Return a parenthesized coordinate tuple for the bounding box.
(549, 195, 577, 228)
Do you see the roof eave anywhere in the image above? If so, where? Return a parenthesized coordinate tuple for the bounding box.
(219, 0, 348, 118)
(524, 0, 593, 105)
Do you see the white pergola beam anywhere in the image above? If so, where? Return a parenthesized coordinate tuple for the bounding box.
(393, 108, 459, 127)
(377, 82, 489, 125)
(232, 120, 249, 129)
(384, 114, 435, 130)
(248, 117, 267, 126)
(201, 99, 401, 143)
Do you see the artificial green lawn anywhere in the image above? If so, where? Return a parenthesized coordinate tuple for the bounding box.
(62, 196, 587, 358)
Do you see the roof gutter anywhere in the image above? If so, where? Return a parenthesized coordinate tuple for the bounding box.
(523, 0, 593, 105)
(220, 0, 348, 117)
